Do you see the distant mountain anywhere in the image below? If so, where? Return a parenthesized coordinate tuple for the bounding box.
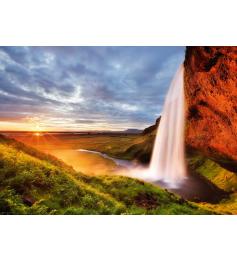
(123, 129, 142, 134)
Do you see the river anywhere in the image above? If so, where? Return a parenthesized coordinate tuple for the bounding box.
(76, 149, 137, 169)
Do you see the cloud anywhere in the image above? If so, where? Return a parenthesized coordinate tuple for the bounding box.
(0, 46, 185, 130)
(75, 119, 97, 124)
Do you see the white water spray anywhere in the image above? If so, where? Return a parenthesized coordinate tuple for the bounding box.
(148, 64, 186, 186)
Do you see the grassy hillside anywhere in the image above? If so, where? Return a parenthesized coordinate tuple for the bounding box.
(122, 129, 156, 163)
(187, 150, 237, 214)
(187, 150, 237, 193)
(114, 123, 237, 214)
(121, 118, 159, 163)
(0, 135, 212, 215)
(121, 122, 237, 193)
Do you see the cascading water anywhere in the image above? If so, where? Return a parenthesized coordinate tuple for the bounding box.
(128, 64, 223, 200)
(148, 64, 186, 187)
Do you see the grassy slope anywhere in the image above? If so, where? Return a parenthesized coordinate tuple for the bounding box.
(187, 151, 237, 214)
(78, 175, 212, 214)
(0, 135, 212, 215)
(122, 130, 156, 163)
(187, 152, 237, 193)
(107, 128, 237, 214)
(66, 131, 237, 214)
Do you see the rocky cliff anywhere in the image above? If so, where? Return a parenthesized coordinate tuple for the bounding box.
(142, 117, 160, 135)
(184, 46, 237, 170)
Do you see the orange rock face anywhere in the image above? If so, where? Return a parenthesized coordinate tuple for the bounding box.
(184, 47, 237, 167)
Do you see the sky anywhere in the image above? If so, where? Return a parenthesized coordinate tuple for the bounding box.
(0, 46, 185, 131)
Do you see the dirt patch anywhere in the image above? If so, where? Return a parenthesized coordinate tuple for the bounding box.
(134, 192, 158, 210)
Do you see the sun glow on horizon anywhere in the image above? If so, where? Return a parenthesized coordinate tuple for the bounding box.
(0, 114, 149, 132)
(34, 132, 42, 137)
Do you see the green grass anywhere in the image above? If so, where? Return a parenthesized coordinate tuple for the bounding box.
(187, 151, 237, 214)
(187, 152, 237, 192)
(0, 135, 213, 215)
(78, 174, 213, 214)
(0, 137, 125, 214)
(198, 193, 237, 215)
(122, 131, 156, 163)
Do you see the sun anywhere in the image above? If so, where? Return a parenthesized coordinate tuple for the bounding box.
(34, 132, 42, 137)
(32, 122, 45, 135)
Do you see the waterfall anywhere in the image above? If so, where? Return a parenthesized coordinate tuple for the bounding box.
(148, 64, 186, 187)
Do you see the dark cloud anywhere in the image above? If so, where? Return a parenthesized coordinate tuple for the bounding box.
(0, 46, 185, 130)
(0, 47, 30, 65)
(75, 119, 97, 124)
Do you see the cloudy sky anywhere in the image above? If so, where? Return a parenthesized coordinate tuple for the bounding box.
(0, 46, 185, 131)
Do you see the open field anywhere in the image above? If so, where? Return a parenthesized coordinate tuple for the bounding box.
(5, 133, 139, 175)
(4, 132, 237, 214)
(0, 134, 213, 215)
(7, 133, 138, 156)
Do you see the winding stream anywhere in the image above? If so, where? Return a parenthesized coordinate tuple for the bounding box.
(77, 149, 137, 169)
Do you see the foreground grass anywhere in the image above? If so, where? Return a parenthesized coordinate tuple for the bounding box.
(198, 193, 237, 214)
(78, 174, 213, 214)
(0, 135, 213, 215)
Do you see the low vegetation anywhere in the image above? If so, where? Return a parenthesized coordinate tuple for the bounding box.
(187, 151, 237, 193)
(0, 135, 213, 215)
(187, 150, 237, 214)
(5, 129, 237, 214)
(118, 128, 237, 214)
